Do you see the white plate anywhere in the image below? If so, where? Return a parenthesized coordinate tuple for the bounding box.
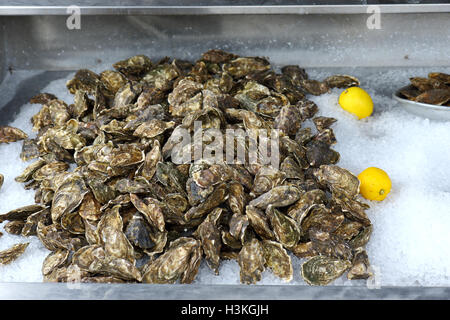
(393, 87, 450, 121)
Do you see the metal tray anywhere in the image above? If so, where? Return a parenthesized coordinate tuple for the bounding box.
(0, 2, 449, 299)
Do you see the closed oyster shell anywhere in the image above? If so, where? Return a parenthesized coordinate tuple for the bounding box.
(309, 228, 352, 261)
(51, 173, 89, 223)
(141, 237, 202, 284)
(130, 194, 165, 233)
(20, 139, 41, 161)
(0, 126, 28, 144)
(124, 212, 155, 250)
(4, 220, 25, 235)
(347, 248, 372, 280)
(42, 249, 70, 276)
(0, 243, 29, 265)
(274, 105, 302, 136)
(301, 255, 351, 286)
(193, 208, 223, 274)
(262, 240, 293, 282)
(238, 238, 266, 284)
(267, 205, 300, 249)
(305, 141, 340, 167)
(0, 204, 46, 223)
(246, 205, 274, 240)
(324, 75, 360, 89)
(223, 57, 270, 79)
(314, 165, 360, 199)
(249, 185, 301, 209)
(96, 205, 135, 263)
(113, 55, 152, 78)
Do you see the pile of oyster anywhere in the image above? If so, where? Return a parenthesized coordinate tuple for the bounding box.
(398, 72, 450, 106)
(0, 50, 372, 285)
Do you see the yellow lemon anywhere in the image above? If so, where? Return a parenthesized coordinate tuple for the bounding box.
(338, 87, 374, 119)
(357, 167, 392, 201)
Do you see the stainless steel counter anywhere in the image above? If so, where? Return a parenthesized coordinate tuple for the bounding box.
(0, 3, 449, 299)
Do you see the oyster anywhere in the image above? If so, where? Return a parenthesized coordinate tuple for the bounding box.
(398, 84, 421, 100)
(238, 238, 266, 284)
(308, 228, 352, 260)
(291, 241, 316, 258)
(201, 49, 238, 63)
(133, 120, 175, 139)
(193, 208, 223, 274)
(249, 185, 301, 209)
(37, 222, 84, 252)
(312, 116, 337, 132)
(324, 75, 360, 88)
(141, 237, 202, 284)
(399, 72, 450, 106)
(100, 70, 126, 94)
(223, 57, 270, 78)
(30, 92, 58, 105)
(0, 204, 46, 223)
(251, 165, 286, 197)
(0, 243, 29, 265)
(113, 55, 152, 79)
(130, 194, 165, 232)
(21, 207, 50, 237)
(301, 255, 351, 286)
(428, 72, 450, 85)
(410, 77, 447, 91)
(413, 88, 450, 105)
(51, 173, 89, 223)
(246, 205, 274, 240)
(273, 105, 303, 136)
(4, 221, 25, 235)
(347, 247, 372, 280)
(42, 249, 70, 276)
(349, 224, 373, 248)
(262, 240, 293, 282)
(287, 189, 327, 226)
(281, 65, 308, 83)
(0, 126, 28, 144)
(20, 139, 41, 161)
(184, 182, 228, 221)
(72, 244, 141, 281)
(300, 80, 329, 95)
(78, 192, 102, 221)
(314, 165, 360, 198)
(305, 141, 340, 167)
(297, 100, 319, 120)
(97, 205, 135, 262)
(124, 212, 155, 250)
(66, 69, 102, 95)
(267, 205, 300, 249)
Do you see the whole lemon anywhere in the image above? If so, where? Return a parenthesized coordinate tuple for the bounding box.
(338, 87, 374, 119)
(357, 167, 392, 201)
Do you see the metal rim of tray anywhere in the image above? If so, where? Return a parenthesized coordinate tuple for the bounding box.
(0, 4, 450, 16)
(1, 282, 450, 300)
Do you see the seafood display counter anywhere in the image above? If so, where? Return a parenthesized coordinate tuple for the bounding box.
(0, 2, 449, 299)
